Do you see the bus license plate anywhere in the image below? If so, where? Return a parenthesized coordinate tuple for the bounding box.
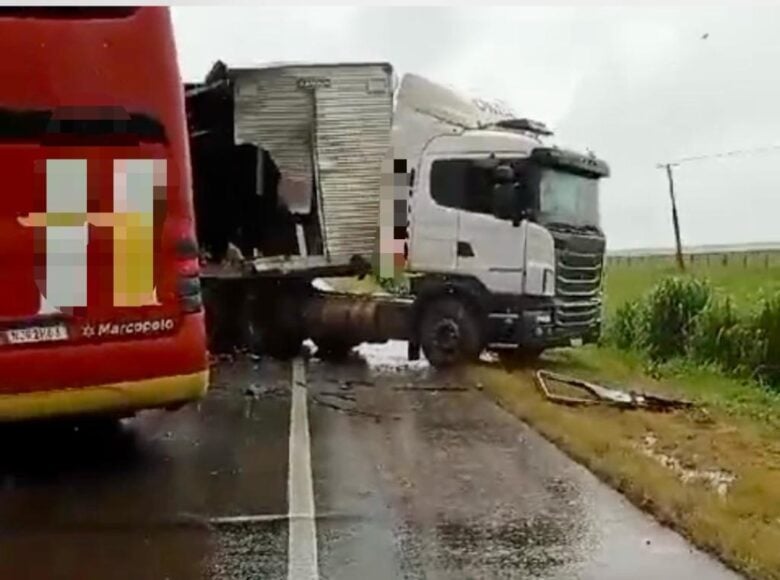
(570, 337, 583, 347)
(5, 325, 69, 345)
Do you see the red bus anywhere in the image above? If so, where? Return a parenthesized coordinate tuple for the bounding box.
(0, 7, 208, 421)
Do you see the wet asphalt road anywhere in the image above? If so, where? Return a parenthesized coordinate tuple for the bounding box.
(0, 341, 740, 579)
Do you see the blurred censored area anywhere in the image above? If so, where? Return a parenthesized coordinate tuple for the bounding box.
(379, 156, 411, 279)
(112, 159, 166, 307)
(18, 157, 166, 310)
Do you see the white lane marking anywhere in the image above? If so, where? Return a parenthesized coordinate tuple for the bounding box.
(288, 356, 319, 580)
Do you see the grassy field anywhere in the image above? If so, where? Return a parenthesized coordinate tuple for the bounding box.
(604, 250, 780, 316)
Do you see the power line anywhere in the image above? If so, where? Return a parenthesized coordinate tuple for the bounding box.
(657, 143, 780, 168)
(654, 141, 780, 274)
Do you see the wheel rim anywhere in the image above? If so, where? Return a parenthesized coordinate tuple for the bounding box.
(432, 318, 461, 357)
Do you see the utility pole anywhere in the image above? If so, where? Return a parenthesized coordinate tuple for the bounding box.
(656, 142, 780, 273)
(660, 163, 686, 272)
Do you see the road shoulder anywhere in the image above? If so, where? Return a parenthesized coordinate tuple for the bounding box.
(473, 349, 780, 580)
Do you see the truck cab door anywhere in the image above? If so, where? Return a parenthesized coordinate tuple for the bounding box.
(420, 158, 526, 294)
(457, 215, 526, 295)
(406, 156, 458, 274)
(457, 213, 527, 294)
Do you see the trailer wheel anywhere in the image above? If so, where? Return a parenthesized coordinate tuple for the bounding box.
(419, 296, 482, 368)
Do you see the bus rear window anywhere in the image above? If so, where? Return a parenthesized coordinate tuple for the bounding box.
(0, 107, 167, 145)
(0, 8, 139, 20)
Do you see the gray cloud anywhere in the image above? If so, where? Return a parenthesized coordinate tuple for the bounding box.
(172, 6, 780, 250)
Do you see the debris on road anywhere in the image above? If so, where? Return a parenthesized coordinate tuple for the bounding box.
(535, 370, 694, 411)
(312, 395, 395, 422)
(210, 352, 236, 365)
(637, 433, 736, 496)
(317, 390, 357, 402)
(392, 385, 469, 392)
(243, 384, 286, 399)
(344, 379, 374, 389)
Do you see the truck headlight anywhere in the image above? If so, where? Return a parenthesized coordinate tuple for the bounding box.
(536, 312, 552, 324)
(527, 310, 552, 324)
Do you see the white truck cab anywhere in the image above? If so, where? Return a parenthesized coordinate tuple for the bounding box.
(407, 129, 556, 298)
(391, 73, 609, 362)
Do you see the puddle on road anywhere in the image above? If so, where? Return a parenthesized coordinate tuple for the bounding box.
(390, 511, 591, 580)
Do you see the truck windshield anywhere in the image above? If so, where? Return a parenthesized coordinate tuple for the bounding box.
(537, 169, 600, 229)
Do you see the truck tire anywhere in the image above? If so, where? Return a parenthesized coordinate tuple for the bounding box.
(419, 296, 482, 368)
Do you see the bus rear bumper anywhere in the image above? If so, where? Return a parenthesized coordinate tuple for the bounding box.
(0, 370, 208, 422)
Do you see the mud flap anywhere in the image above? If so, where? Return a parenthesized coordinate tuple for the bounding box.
(407, 340, 420, 361)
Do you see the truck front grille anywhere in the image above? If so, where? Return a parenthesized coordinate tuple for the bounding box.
(553, 234, 605, 328)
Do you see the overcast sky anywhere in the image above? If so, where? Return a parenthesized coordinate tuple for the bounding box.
(172, 6, 780, 250)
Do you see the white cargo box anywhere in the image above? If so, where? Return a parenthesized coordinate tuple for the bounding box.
(229, 62, 394, 274)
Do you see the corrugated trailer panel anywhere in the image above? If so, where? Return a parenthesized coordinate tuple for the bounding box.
(231, 63, 393, 266)
(232, 66, 315, 216)
(315, 64, 393, 261)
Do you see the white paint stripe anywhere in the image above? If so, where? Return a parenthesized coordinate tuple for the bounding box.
(288, 357, 319, 580)
(210, 514, 289, 525)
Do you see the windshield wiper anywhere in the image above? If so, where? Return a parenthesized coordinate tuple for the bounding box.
(545, 221, 578, 233)
(545, 221, 601, 235)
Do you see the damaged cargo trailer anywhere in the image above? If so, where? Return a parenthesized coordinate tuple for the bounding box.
(186, 61, 394, 279)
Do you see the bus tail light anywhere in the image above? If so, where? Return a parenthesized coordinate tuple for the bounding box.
(175, 236, 202, 313)
(178, 275, 203, 314)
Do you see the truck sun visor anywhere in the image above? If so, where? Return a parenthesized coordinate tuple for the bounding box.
(530, 147, 610, 178)
(494, 118, 553, 136)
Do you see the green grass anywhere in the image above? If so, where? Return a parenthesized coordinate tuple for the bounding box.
(604, 251, 780, 317)
(597, 249, 780, 421)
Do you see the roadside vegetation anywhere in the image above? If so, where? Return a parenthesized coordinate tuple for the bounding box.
(477, 250, 780, 580)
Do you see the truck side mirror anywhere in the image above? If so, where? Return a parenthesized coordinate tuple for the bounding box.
(493, 165, 514, 183)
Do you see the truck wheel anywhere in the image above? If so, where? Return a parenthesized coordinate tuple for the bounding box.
(419, 297, 482, 368)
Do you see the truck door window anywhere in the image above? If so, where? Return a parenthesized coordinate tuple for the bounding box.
(430, 159, 493, 215)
